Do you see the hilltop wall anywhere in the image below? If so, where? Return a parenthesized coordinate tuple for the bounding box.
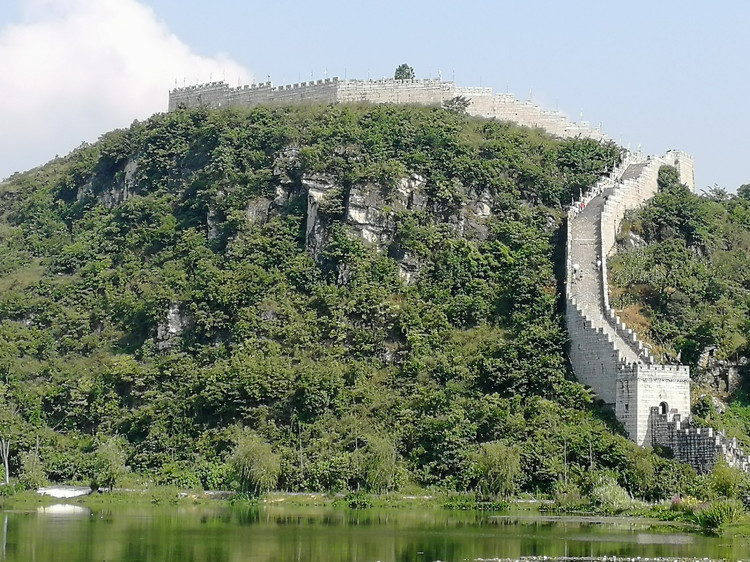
(168, 78, 608, 141)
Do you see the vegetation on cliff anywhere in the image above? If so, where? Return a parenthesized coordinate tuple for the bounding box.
(609, 166, 750, 452)
(0, 104, 746, 504)
(610, 167, 750, 367)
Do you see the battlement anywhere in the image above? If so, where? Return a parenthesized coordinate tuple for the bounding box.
(619, 363, 691, 375)
(650, 408, 750, 473)
(167, 77, 608, 140)
(565, 147, 694, 448)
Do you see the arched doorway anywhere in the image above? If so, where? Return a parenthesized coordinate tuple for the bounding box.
(659, 401, 669, 415)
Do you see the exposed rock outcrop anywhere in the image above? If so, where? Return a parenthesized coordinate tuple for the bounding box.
(78, 159, 139, 208)
(304, 174, 339, 259)
(156, 303, 188, 351)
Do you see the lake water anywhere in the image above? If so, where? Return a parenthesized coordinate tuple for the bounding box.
(1, 503, 748, 562)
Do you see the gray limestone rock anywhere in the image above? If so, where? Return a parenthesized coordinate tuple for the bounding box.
(273, 146, 302, 185)
(304, 174, 339, 258)
(156, 303, 188, 351)
(624, 231, 647, 250)
(246, 197, 272, 226)
(79, 159, 139, 208)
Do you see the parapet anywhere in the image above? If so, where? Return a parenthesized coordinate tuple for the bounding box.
(167, 77, 610, 141)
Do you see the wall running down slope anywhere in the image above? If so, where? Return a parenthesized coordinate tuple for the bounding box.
(566, 151, 749, 472)
(168, 78, 608, 141)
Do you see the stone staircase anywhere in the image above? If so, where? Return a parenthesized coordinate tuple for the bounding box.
(565, 152, 691, 445)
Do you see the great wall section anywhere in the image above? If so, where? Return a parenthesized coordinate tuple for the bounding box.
(169, 77, 749, 473)
(169, 78, 607, 141)
(567, 153, 749, 473)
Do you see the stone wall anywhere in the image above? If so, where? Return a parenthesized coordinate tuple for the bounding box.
(565, 299, 622, 406)
(563, 145, 750, 476)
(168, 79, 338, 111)
(168, 78, 608, 141)
(615, 364, 690, 446)
(650, 409, 750, 473)
(565, 151, 693, 447)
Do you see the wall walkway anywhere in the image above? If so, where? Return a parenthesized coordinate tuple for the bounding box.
(565, 150, 749, 473)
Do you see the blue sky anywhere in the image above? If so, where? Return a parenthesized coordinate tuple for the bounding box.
(1, 0, 747, 191)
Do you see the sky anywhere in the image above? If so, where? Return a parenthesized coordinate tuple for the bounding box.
(0, 0, 747, 191)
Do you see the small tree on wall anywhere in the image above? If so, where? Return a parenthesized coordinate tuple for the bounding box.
(394, 64, 415, 80)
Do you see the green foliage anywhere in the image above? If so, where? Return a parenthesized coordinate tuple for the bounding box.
(343, 490, 373, 509)
(394, 64, 415, 80)
(470, 440, 521, 498)
(93, 436, 129, 490)
(441, 491, 510, 511)
(358, 434, 403, 493)
(610, 166, 750, 365)
(589, 474, 646, 514)
(18, 448, 46, 489)
(442, 96, 471, 114)
(0, 103, 684, 500)
(691, 499, 745, 533)
(705, 461, 750, 500)
(229, 429, 281, 495)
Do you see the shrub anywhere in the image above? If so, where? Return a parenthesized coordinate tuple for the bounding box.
(229, 429, 280, 495)
(93, 436, 129, 491)
(470, 440, 521, 498)
(590, 474, 647, 514)
(344, 491, 372, 509)
(19, 450, 46, 489)
(691, 499, 744, 533)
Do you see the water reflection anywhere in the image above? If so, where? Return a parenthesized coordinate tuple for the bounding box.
(0, 504, 747, 562)
(36, 504, 91, 517)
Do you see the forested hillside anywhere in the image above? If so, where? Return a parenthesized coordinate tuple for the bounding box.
(609, 167, 750, 448)
(0, 104, 735, 501)
(610, 168, 750, 367)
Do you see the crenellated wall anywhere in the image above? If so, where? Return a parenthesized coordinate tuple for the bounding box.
(168, 78, 608, 141)
(564, 146, 750, 473)
(650, 409, 750, 473)
(565, 150, 693, 447)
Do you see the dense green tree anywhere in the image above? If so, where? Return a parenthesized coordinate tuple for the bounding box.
(0, 104, 718, 501)
(394, 64, 415, 80)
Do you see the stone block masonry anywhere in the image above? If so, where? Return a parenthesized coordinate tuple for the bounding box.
(565, 146, 747, 473)
(650, 410, 750, 473)
(168, 78, 608, 141)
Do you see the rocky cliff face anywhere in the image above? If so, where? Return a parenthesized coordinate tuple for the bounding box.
(78, 159, 139, 208)
(265, 147, 498, 285)
(74, 143, 500, 290)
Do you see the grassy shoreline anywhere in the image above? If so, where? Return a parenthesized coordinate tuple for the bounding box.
(4, 486, 750, 537)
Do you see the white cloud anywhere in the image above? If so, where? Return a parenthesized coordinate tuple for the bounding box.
(0, 0, 252, 179)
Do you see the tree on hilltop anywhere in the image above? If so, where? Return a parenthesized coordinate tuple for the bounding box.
(394, 64, 415, 80)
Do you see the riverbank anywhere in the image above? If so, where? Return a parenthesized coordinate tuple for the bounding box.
(4, 485, 750, 538)
(4, 500, 748, 562)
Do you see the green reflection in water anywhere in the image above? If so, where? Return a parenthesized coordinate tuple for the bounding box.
(1, 504, 748, 562)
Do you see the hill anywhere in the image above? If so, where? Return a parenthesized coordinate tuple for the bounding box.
(0, 104, 737, 501)
(609, 168, 750, 447)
